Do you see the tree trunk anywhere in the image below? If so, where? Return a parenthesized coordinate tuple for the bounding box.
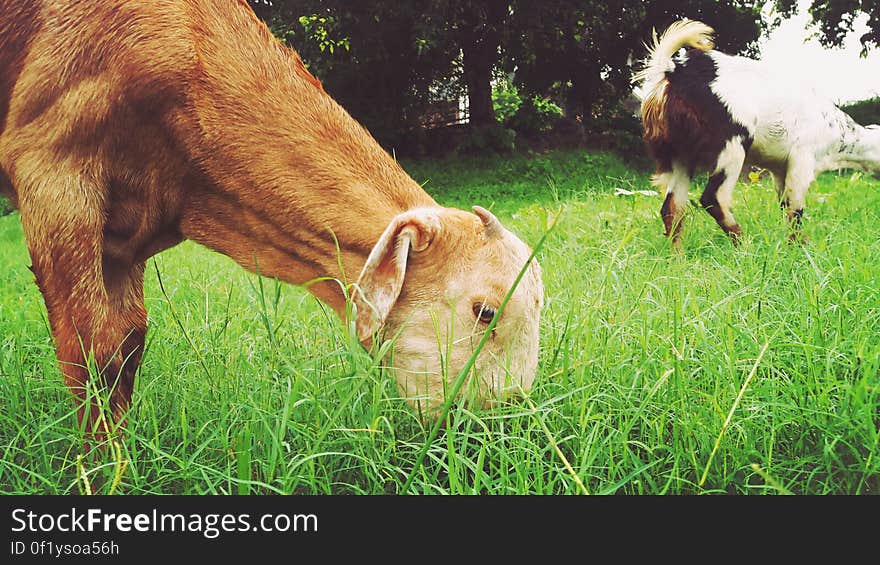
(461, 0, 507, 128)
(462, 40, 496, 126)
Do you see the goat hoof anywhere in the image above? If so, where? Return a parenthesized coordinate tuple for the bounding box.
(727, 226, 742, 246)
(788, 231, 808, 245)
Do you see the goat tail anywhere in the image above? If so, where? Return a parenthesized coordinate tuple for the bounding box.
(632, 20, 715, 89)
(634, 20, 714, 142)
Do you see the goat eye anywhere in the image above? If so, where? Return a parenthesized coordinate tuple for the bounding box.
(472, 303, 497, 324)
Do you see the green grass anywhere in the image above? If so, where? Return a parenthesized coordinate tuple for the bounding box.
(1, 148, 879, 494)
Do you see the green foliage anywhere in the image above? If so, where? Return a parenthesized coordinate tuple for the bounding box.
(0, 196, 12, 217)
(506, 95, 564, 136)
(491, 79, 522, 123)
(253, 1, 463, 153)
(841, 97, 880, 126)
(492, 78, 564, 138)
(297, 15, 350, 54)
(249, 1, 765, 155)
(455, 124, 517, 155)
(404, 148, 654, 215)
(504, 1, 763, 125)
(774, 0, 879, 53)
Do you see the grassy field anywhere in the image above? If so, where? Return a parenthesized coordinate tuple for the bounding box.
(1, 148, 878, 495)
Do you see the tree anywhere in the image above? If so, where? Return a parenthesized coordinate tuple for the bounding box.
(774, 0, 879, 54)
(506, 1, 763, 125)
(251, 1, 463, 149)
(248, 1, 766, 153)
(250, 1, 513, 141)
(434, 0, 509, 127)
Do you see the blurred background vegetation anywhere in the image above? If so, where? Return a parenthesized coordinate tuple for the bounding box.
(247, 0, 879, 158)
(1, 0, 877, 217)
(842, 97, 880, 125)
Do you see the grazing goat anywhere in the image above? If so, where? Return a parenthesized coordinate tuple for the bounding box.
(0, 0, 544, 440)
(634, 19, 880, 248)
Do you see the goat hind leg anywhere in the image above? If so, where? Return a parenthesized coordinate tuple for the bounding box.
(701, 139, 746, 244)
(656, 163, 691, 249)
(771, 170, 787, 209)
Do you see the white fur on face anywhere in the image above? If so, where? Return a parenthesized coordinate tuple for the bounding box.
(382, 215, 544, 418)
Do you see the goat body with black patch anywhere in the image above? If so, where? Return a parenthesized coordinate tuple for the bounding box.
(635, 20, 880, 247)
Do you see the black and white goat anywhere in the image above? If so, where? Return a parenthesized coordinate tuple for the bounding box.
(634, 20, 880, 248)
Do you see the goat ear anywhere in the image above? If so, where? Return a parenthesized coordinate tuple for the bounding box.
(352, 208, 441, 343)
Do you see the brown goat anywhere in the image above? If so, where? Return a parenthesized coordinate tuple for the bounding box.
(0, 0, 544, 441)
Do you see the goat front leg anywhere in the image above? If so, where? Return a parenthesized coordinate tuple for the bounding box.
(18, 178, 146, 445)
(101, 258, 147, 423)
(700, 138, 746, 244)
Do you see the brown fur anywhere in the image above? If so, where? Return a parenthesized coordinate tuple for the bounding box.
(634, 19, 715, 151)
(0, 0, 544, 440)
(643, 83, 720, 174)
(640, 82, 669, 144)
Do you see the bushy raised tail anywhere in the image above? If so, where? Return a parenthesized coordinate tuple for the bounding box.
(632, 20, 715, 89)
(633, 20, 715, 143)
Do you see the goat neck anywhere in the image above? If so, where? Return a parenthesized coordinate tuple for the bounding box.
(174, 3, 437, 316)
